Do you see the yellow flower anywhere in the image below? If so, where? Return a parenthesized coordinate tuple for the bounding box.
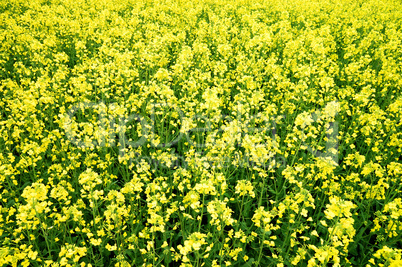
(106, 243, 117, 251)
(235, 180, 255, 198)
(90, 238, 102, 246)
(324, 196, 356, 220)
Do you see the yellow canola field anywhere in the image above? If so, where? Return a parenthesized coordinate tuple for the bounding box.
(0, 0, 402, 266)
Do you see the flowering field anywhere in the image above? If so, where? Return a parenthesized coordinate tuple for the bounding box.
(1, 0, 402, 266)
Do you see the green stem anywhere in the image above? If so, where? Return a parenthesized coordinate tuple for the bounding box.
(256, 233, 265, 265)
(198, 194, 205, 232)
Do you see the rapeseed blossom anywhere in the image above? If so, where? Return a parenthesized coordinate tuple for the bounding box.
(0, 0, 401, 265)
